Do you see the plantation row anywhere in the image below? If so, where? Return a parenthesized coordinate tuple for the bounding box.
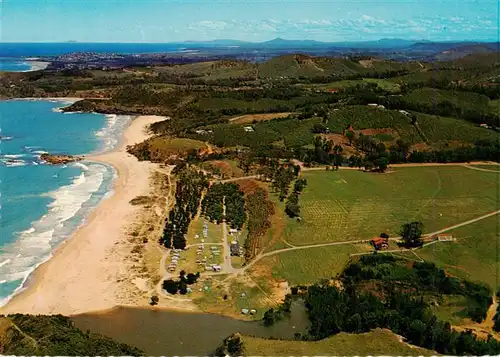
(160, 166, 209, 249)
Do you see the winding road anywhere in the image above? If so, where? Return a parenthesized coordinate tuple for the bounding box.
(155, 160, 500, 294)
(204, 209, 500, 280)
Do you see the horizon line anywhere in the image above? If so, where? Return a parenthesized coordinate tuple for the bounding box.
(1, 37, 499, 45)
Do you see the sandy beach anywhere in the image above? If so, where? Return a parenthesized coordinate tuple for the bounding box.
(0, 115, 166, 316)
(25, 61, 51, 72)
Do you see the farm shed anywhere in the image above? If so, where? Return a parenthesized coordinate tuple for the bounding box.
(370, 237, 389, 250)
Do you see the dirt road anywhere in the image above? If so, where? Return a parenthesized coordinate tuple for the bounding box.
(221, 209, 500, 277)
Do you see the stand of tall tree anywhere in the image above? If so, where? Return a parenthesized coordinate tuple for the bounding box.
(265, 161, 300, 201)
(201, 183, 246, 229)
(162, 270, 200, 295)
(244, 188, 274, 262)
(297, 255, 498, 356)
(160, 166, 209, 249)
(285, 178, 307, 219)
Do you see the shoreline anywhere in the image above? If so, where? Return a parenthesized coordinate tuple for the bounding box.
(0, 115, 167, 316)
(24, 61, 51, 72)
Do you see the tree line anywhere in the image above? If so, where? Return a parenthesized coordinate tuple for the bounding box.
(160, 166, 209, 249)
(285, 178, 307, 219)
(244, 188, 275, 262)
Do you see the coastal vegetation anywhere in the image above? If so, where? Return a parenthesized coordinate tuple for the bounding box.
(0, 314, 142, 356)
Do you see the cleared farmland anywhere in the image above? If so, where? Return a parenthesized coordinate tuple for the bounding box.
(262, 244, 357, 285)
(408, 214, 499, 289)
(283, 167, 499, 246)
(229, 112, 293, 124)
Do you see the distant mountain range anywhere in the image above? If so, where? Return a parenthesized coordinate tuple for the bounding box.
(2, 38, 497, 62)
(178, 37, 497, 50)
(175, 37, 499, 61)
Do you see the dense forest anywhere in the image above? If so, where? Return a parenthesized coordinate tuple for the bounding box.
(262, 254, 498, 356)
(0, 314, 142, 356)
(201, 183, 246, 229)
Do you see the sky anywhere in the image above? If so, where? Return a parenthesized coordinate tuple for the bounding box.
(1, 0, 499, 43)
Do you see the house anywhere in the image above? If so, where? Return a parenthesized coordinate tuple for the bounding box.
(370, 237, 389, 250)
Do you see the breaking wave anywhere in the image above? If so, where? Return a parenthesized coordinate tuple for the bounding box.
(0, 162, 113, 306)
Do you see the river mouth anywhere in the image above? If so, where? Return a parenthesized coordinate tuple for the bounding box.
(72, 301, 309, 356)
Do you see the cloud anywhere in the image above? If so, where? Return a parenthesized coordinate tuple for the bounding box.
(360, 15, 387, 25)
(183, 14, 496, 42)
(189, 20, 228, 31)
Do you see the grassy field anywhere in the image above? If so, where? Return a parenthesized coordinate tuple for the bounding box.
(283, 167, 498, 246)
(241, 328, 435, 355)
(260, 245, 357, 285)
(430, 295, 471, 325)
(209, 116, 322, 149)
(489, 99, 500, 114)
(176, 217, 224, 273)
(146, 137, 206, 157)
(200, 159, 243, 179)
(193, 276, 272, 320)
(470, 165, 500, 171)
(229, 112, 293, 124)
(407, 214, 499, 289)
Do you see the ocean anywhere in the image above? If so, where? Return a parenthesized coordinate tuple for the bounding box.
(0, 58, 32, 72)
(0, 99, 131, 305)
(0, 43, 188, 57)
